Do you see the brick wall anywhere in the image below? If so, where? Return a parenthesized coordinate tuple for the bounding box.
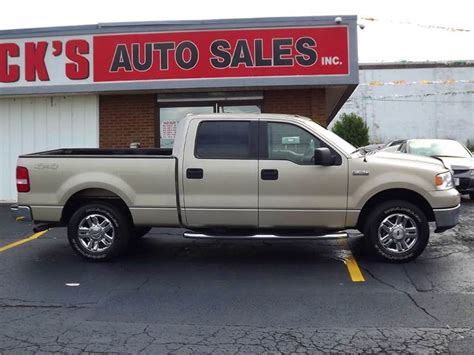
(99, 95, 156, 148)
(99, 90, 328, 147)
(262, 89, 327, 126)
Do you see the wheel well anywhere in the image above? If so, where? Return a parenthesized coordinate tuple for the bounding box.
(61, 188, 131, 224)
(357, 188, 435, 231)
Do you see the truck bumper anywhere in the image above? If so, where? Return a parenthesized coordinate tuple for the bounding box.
(10, 205, 33, 222)
(433, 204, 460, 233)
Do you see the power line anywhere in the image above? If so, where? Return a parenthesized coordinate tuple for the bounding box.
(359, 98, 474, 103)
(361, 16, 472, 32)
(361, 79, 474, 87)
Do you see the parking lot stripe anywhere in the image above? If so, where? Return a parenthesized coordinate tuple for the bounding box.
(343, 255, 366, 282)
(0, 230, 49, 253)
(337, 239, 366, 283)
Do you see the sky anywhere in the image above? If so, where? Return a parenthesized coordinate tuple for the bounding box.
(1, 0, 473, 63)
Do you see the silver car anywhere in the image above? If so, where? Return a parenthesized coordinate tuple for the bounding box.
(397, 139, 474, 199)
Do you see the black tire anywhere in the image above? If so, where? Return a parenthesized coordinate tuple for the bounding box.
(470, 193, 474, 200)
(67, 201, 132, 261)
(363, 200, 429, 263)
(133, 227, 152, 240)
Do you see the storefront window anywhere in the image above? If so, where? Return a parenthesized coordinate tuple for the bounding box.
(220, 105, 261, 114)
(159, 102, 261, 148)
(160, 106, 214, 148)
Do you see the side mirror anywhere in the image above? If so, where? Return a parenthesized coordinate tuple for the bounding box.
(314, 147, 335, 166)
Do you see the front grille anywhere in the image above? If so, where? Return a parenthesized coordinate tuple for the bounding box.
(453, 169, 470, 175)
(458, 177, 472, 189)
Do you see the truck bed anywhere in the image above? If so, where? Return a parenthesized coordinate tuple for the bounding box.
(17, 151, 179, 226)
(23, 148, 173, 157)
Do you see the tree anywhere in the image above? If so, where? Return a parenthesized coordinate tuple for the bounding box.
(331, 113, 370, 147)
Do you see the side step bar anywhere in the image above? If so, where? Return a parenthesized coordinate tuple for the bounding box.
(183, 231, 348, 240)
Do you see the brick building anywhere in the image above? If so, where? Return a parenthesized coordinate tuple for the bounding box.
(0, 16, 359, 201)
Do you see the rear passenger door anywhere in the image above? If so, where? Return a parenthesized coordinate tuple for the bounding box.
(182, 119, 259, 227)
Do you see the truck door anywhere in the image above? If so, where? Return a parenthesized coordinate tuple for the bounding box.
(182, 119, 259, 227)
(258, 121, 348, 229)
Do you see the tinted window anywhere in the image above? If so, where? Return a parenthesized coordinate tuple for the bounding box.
(265, 122, 341, 165)
(195, 121, 251, 159)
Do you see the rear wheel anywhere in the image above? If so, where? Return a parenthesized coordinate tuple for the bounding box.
(363, 200, 429, 262)
(67, 201, 132, 261)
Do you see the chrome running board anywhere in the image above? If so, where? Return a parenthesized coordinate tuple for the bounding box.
(183, 231, 348, 240)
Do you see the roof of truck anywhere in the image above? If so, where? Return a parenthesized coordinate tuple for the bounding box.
(184, 113, 312, 121)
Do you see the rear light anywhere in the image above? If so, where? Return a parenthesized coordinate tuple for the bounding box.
(16, 166, 30, 193)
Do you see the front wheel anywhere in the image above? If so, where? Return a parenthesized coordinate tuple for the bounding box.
(67, 201, 132, 261)
(363, 200, 429, 262)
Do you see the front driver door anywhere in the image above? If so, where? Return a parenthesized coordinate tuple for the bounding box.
(258, 121, 348, 229)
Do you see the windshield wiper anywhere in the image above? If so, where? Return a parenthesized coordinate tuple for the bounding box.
(435, 155, 469, 158)
(351, 147, 368, 155)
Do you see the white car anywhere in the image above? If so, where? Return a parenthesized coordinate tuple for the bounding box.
(397, 139, 474, 199)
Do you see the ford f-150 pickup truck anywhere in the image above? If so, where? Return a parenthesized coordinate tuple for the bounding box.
(11, 113, 460, 262)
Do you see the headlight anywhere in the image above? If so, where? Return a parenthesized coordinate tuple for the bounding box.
(435, 171, 454, 190)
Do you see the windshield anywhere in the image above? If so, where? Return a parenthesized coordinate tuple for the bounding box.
(408, 140, 472, 158)
(304, 120, 356, 155)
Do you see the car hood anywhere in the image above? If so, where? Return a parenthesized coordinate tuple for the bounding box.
(366, 151, 447, 169)
(436, 156, 474, 170)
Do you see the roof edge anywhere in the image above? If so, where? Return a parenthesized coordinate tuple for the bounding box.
(0, 15, 358, 38)
(359, 60, 474, 69)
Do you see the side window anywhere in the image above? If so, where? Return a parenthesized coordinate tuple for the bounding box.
(195, 121, 252, 159)
(266, 122, 329, 165)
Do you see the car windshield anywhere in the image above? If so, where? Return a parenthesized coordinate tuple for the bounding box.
(304, 120, 356, 155)
(408, 140, 472, 158)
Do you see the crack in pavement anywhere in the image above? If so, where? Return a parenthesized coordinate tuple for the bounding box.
(362, 267, 441, 323)
(419, 250, 464, 261)
(0, 297, 95, 308)
(402, 264, 434, 293)
(1, 321, 472, 353)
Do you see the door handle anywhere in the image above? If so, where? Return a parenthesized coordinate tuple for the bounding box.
(186, 168, 204, 179)
(261, 169, 278, 180)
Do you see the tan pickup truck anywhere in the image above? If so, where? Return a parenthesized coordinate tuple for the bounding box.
(11, 114, 460, 262)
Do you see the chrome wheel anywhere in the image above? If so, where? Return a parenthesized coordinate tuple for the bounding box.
(77, 214, 115, 253)
(377, 213, 418, 254)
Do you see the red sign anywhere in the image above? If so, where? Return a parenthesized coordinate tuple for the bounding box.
(93, 26, 349, 82)
(0, 24, 354, 94)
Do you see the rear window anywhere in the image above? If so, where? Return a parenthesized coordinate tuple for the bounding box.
(195, 121, 251, 159)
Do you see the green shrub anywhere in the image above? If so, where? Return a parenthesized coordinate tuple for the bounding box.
(466, 139, 474, 152)
(331, 113, 370, 147)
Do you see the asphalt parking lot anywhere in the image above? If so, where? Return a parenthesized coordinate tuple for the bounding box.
(0, 199, 473, 354)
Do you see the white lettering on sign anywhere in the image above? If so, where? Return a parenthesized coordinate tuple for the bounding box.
(321, 56, 342, 65)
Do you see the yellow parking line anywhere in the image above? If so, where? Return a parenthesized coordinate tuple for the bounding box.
(0, 230, 49, 253)
(343, 255, 366, 282)
(15, 216, 24, 221)
(338, 239, 366, 283)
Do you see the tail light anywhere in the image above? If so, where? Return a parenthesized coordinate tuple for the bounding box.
(16, 166, 30, 193)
